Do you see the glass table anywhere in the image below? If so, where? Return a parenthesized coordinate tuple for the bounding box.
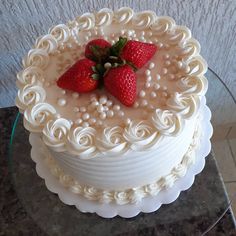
(8, 68, 236, 235)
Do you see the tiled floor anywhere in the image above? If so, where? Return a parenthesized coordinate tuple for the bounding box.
(212, 126, 236, 218)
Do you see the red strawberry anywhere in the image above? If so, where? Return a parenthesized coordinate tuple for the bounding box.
(85, 39, 111, 60)
(57, 58, 99, 93)
(104, 65, 136, 106)
(120, 40, 157, 69)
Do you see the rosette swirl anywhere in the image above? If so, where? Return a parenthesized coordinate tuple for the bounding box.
(150, 16, 175, 36)
(166, 93, 200, 118)
(76, 13, 95, 30)
(124, 121, 161, 151)
(49, 24, 71, 44)
(24, 103, 56, 132)
(177, 76, 208, 95)
(95, 8, 113, 26)
(114, 7, 134, 24)
(186, 56, 207, 76)
(97, 127, 128, 155)
(144, 182, 161, 196)
(83, 186, 101, 201)
(152, 109, 182, 135)
(43, 118, 71, 152)
(132, 11, 156, 28)
(67, 127, 97, 158)
(16, 84, 46, 111)
(17, 66, 44, 86)
(179, 39, 200, 59)
(23, 49, 49, 69)
(113, 191, 130, 205)
(35, 35, 58, 53)
(167, 26, 191, 45)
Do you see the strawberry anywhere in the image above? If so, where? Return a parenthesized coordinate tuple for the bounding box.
(57, 58, 99, 93)
(85, 39, 111, 61)
(120, 40, 157, 69)
(104, 65, 136, 106)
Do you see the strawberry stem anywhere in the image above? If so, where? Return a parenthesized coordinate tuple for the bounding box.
(109, 37, 128, 57)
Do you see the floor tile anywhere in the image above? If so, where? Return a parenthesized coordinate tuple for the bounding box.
(212, 125, 231, 142)
(212, 140, 236, 182)
(227, 124, 236, 139)
(228, 139, 236, 162)
(225, 182, 236, 217)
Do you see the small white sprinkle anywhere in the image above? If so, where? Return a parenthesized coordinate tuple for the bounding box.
(148, 104, 155, 110)
(133, 101, 139, 108)
(104, 62, 112, 69)
(163, 86, 168, 90)
(100, 112, 107, 120)
(85, 36, 89, 41)
(75, 119, 83, 125)
(139, 90, 146, 98)
(72, 92, 79, 99)
(165, 60, 171, 66)
(82, 113, 90, 120)
(118, 111, 124, 117)
(141, 31, 145, 36)
(153, 83, 160, 90)
(99, 96, 107, 104)
(127, 30, 133, 36)
(73, 107, 79, 113)
(168, 74, 175, 80)
(141, 99, 148, 107)
(61, 90, 66, 95)
(97, 104, 104, 113)
(149, 62, 155, 69)
(121, 30, 125, 35)
(89, 118, 96, 124)
(82, 122, 89, 127)
(163, 92, 168, 97)
(57, 98, 66, 106)
(111, 40, 115, 44)
(107, 110, 114, 118)
(154, 38, 159, 43)
(125, 118, 131, 125)
(145, 82, 151, 88)
(151, 92, 157, 98)
(156, 74, 161, 80)
(158, 42, 163, 48)
(87, 32, 92, 37)
(80, 107, 86, 112)
(147, 31, 153, 37)
(146, 76, 152, 82)
(106, 100, 113, 107)
(97, 120, 103, 126)
(91, 101, 99, 107)
(164, 54, 170, 59)
(162, 68, 168, 75)
(113, 105, 120, 111)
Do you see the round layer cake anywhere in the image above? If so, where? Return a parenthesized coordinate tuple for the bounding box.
(16, 7, 207, 205)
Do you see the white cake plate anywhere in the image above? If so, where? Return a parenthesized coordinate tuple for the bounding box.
(30, 97, 213, 218)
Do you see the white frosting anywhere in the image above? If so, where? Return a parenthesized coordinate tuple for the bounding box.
(16, 7, 208, 157)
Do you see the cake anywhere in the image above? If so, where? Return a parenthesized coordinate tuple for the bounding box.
(16, 7, 208, 205)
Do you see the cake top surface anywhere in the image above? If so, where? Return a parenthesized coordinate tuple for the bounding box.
(16, 7, 207, 158)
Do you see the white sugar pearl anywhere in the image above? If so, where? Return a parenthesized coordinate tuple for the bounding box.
(80, 107, 86, 112)
(99, 96, 107, 104)
(113, 105, 120, 111)
(141, 99, 148, 107)
(72, 92, 79, 99)
(156, 74, 161, 80)
(118, 111, 124, 117)
(177, 61, 183, 68)
(85, 36, 89, 41)
(145, 69, 151, 76)
(61, 90, 66, 95)
(158, 42, 163, 48)
(97, 120, 103, 126)
(100, 112, 107, 120)
(146, 76, 152, 82)
(164, 54, 170, 59)
(89, 118, 96, 124)
(149, 62, 155, 69)
(75, 119, 83, 125)
(127, 30, 133, 36)
(121, 30, 125, 35)
(97, 104, 104, 112)
(82, 122, 89, 127)
(168, 74, 175, 80)
(141, 31, 145, 36)
(151, 92, 157, 98)
(184, 66, 191, 73)
(163, 86, 168, 90)
(163, 92, 168, 97)
(165, 60, 171, 66)
(107, 110, 114, 118)
(73, 107, 79, 113)
(153, 83, 160, 90)
(104, 62, 112, 69)
(147, 31, 153, 37)
(56, 114, 61, 119)
(82, 113, 90, 120)
(111, 40, 115, 44)
(87, 32, 92, 37)
(134, 102, 139, 108)
(91, 101, 99, 107)
(57, 98, 66, 106)
(139, 90, 146, 98)
(103, 106, 109, 111)
(148, 104, 155, 110)
(125, 118, 131, 125)
(145, 82, 151, 88)
(106, 100, 113, 107)
(162, 68, 168, 75)
(44, 82, 49, 87)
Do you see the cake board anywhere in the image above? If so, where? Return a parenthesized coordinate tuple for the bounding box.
(30, 96, 213, 218)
